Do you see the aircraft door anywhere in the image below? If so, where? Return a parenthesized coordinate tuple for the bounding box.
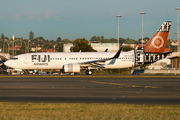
(24, 55, 29, 64)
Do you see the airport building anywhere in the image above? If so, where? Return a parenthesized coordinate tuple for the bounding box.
(167, 52, 180, 69)
(63, 43, 119, 52)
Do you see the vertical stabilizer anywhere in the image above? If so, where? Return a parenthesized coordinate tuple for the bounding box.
(144, 21, 171, 53)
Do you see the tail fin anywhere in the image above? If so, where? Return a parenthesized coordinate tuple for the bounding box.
(144, 21, 171, 53)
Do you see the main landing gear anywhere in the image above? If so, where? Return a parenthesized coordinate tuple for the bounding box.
(85, 70, 93, 75)
(20, 70, 29, 75)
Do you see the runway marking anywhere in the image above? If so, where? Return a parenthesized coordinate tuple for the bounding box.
(90, 81, 162, 89)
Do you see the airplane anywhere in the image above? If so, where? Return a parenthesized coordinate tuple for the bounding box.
(4, 21, 171, 75)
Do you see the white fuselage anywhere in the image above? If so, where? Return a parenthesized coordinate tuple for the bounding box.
(5, 52, 135, 70)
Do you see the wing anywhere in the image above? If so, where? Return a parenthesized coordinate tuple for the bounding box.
(79, 47, 122, 68)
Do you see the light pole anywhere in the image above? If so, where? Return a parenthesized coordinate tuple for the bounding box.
(3, 40, 7, 53)
(23, 41, 26, 53)
(14, 39, 22, 55)
(175, 7, 180, 52)
(7, 41, 12, 55)
(15, 40, 18, 55)
(22, 39, 30, 53)
(140, 12, 146, 50)
(28, 40, 30, 53)
(12, 35, 15, 56)
(116, 15, 122, 50)
(20, 38, 27, 53)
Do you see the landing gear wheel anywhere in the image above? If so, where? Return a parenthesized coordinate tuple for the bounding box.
(85, 70, 93, 75)
(20, 70, 28, 75)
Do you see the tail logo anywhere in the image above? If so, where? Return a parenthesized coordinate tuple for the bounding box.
(151, 36, 164, 49)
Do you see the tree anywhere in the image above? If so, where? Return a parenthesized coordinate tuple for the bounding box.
(104, 38, 117, 43)
(29, 31, 34, 40)
(70, 38, 97, 52)
(144, 37, 150, 40)
(101, 36, 104, 42)
(96, 36, 101, 43)
(122, 46, 133, 51)
(138, 37, 150, 41)
(38, 36, 45, 41)
(61, 38, 71, 44)
(90, 36, 103, 43)
(119, 38, 126, 44)
(124, 39, 135, 44)
(1, 33, 5, 39)
(56, 37, 61, 42)
(166, 39, 171, 48)
(140, 63, 151, 69)
(171, 46, 177, 52)
(89, 36, 97, 42)
(55, 37, 62, 52)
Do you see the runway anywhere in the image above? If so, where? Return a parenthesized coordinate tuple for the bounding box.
(0, 76, 180, 104)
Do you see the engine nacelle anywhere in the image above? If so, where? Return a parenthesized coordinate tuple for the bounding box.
(63, 63, 80, 73)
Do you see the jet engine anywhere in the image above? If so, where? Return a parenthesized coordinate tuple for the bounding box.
(63, 63, 80, 73)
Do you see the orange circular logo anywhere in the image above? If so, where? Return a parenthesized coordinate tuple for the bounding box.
(151, 36, 164, 49)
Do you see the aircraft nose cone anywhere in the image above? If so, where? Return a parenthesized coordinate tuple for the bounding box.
(4, 61, 8, 66)
(4, 61, 10, 67)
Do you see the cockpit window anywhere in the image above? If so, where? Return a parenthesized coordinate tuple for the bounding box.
(11, 58, 18, 60)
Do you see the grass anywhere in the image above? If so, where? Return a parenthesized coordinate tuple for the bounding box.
(0, 103, 179, 120)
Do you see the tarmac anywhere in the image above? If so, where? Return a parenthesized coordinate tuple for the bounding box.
(0, 75, 180, 105)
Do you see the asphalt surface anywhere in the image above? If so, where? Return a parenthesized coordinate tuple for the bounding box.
(0, 76, 180, 105)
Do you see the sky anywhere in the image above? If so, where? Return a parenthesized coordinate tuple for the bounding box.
(0, 0, 180, 41)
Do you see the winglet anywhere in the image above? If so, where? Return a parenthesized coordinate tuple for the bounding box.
(104, 48, 108, 52)
(112, 47, 123, 59)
